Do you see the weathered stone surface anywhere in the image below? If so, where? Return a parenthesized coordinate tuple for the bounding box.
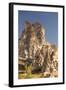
(18, 21, 58, 77)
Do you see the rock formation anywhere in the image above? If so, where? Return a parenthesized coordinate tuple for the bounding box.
(18, 21, 58, 78)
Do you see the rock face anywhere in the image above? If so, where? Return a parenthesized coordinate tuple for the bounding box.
(18, 21, 58, 78)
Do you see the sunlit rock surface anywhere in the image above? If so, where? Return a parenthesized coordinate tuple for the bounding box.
(18, 21, 58, 79)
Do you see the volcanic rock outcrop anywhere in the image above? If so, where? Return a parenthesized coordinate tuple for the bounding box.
(18, 21, 58, 78)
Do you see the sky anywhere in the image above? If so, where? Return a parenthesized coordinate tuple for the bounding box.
(18, 11, 58, 46)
